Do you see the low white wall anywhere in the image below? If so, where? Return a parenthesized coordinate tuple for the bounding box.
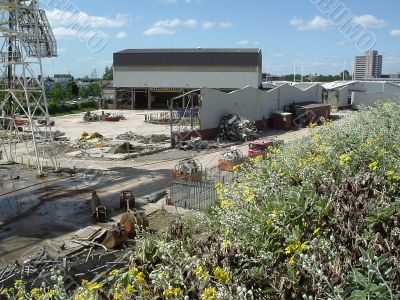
(200, 84, 323, 130)
(351, 92, 400, 108)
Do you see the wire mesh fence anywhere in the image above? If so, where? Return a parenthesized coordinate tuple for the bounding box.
(170, 167, 238, 211)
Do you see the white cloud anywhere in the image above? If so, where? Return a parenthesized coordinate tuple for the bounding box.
(53, 27, 106, 40)
(236, 40, 259, 46)
(352, 15, 388, 29)
(144, 18, 198, 35)
(290, 16, 332, 31)
(390, 29, 400, 37)
(46, 9, 129, 29)
(144, 27, 175, 35)
(202, 21, 216, 29)
(116, 31, 128, 39)
(237, 40, 250, 46)
(157, 0, 178, 3)
(336, 40, 347, 46)
(158, 0, 204, 4)
(219, 21, 233, 28)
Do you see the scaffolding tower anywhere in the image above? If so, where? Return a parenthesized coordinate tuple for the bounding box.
(0, 0, 57, 175)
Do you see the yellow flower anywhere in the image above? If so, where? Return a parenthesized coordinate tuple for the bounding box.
(368, 161, 379, 171)
(289, 255, 296, 265)
(143, 289, 150, 295)
(195, 266, 203, 277)
(88, 283, 103, 291)
(74, 294, 85, 300)
(220, 199, 234, 210)
(223, 240, 231, 249)
(313, 227, 321, 235)
(266, 219, 273, 227)
(47, 289, 57, 297)
(202, 272, 210, 282)
(201, 287, 216, 300)
(110, 269, 120, 276)
(129, 267, 139, 275)
(225, 229, 230, 237)
(136, 272, 145, 283)
(339, 153, 351, 166)
(30, 288, 41, 298)
(114, 293, 122, 300)
(174, 287, 182, 296)
(126, 284, 135, 293)
(1, 288, 9, 296)
(387, 169, 395, 176)
(232, 164, 242, 172)
(14, 280, 24, 288)
(213, 267, 231, 284)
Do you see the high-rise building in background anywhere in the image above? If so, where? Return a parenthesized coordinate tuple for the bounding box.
(354, 50, 382, 80)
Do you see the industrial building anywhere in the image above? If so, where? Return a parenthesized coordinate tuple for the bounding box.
(354, 50, 383, 80)
(106, 48, 262, 109)
(322, 80, 400, 108)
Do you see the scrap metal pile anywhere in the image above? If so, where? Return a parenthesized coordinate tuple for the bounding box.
(218, 114, 257, 141)
(0, 210, 149, 293)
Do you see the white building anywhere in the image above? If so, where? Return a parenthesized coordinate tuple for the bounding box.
(111, 48, 262, 109)
(322, 81, 400, 108)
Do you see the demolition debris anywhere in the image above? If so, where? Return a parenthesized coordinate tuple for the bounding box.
(218, 114, 257, 141)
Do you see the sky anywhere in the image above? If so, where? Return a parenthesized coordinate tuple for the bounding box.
(40, 0, 400, 78)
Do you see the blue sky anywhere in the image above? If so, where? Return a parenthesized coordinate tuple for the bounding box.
(41, 0, 400, 78)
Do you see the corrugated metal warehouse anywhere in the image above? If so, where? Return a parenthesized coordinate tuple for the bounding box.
(110, 48, 262, 109)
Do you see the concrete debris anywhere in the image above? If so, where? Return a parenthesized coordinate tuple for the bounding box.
(111, 142, 136, 154)
(116, 131, 170, 144)
(218, 114, 257, 141)
(179, 137, 217, 151)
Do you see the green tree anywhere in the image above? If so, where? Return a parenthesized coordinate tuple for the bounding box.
(340, 70, 351, 80)
(65, 81, 79, 100)
(91, 82, 101, 97)
(50, 84, 64, 104)
(79, 86, 90, 99)
(103, 66, 113, 80)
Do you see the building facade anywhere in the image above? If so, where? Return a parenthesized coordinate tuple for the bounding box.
(354, 50, 382, 80)
(111, 48, 262, 109)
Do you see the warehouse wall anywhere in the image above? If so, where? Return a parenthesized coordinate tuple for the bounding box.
(114, 70, 261, 89)
(351, 92, 400, 108)
(200, 84, 323, 130)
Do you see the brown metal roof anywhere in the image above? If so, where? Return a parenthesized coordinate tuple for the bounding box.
(113, 48, 262, 68)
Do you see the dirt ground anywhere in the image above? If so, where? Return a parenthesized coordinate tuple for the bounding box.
(51, 109, 171, 140)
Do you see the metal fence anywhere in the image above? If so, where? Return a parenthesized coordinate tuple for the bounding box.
(170, 167, 238, 211)
(170, 180, 217, 211)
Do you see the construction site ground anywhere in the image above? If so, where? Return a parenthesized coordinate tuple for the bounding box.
(0, 110, 353, 268)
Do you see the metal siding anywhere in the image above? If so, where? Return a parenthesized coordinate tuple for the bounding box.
(113, 71, 260, 89)
(113, 49, 261, 68)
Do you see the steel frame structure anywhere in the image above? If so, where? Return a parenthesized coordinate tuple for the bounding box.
(0, 0, 57, 174)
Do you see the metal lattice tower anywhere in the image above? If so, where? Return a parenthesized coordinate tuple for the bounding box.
(0, 0, 57, 174)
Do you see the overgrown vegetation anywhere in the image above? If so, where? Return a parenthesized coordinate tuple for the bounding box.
(1, 103, 399, 299)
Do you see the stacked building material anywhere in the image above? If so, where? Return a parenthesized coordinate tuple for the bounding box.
(218, 114, 257, 141)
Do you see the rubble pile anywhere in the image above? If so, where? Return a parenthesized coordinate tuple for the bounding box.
(83, 111, 125, 122)
(116, 132, 170, 144)
(179, 137, 217, 151)
(218, 114, 257, 141)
